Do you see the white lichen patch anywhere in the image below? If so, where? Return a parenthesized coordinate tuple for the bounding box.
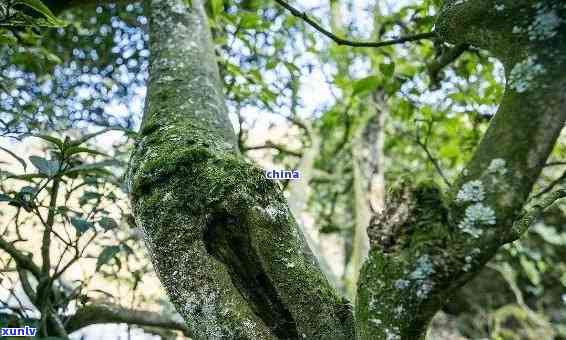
(394, 279, 410, 290)
(458, 203, 496, 237)
(456, 180, 485, 203)
(463, 255, 474, 271)
(416, 281, 434, 299)
(410, 255, 434, 280)
(487, 158, 507, 175)
(529, 5, 562, 41)
(508, 56, 546, 93)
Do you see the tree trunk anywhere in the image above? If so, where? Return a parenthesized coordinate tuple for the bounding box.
(127, 0, 353, 338)
(126, 0, 566, 339)
(356, 1, 566, 338)
(349, 92, 387, 298)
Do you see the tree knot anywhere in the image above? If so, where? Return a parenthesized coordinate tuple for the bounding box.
(368, 181, 448, 253)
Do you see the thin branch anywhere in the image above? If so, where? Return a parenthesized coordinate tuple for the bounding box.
(65, 304, 191, 337)
(16, 266, 37, 302)
(512, 188, 566, 239)
(414, 119, 451, 187)
(0, 237, 41, 278)
(415, 139, 451, 187)
(427, 43, 469, 88)
(532, 168, 566, 199)
(274, 0, 436, 48)
(243, 141, 303, 157)
(41, 177, 61, 277)
(544, 161, 566, 167)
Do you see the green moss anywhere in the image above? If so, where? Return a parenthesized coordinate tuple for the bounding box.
(128, 120, 354, 338)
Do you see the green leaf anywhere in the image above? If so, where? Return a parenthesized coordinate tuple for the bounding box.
(45, 52, 62, 64)
(98, 217, 118, 231)
(7, 173, 49, 181)
(0, 193, 14, 203)
(14, 0, 67, 27)
(70, 217, 94, 234)
(379, 62, 395, 78)
(352, 75, 380, 96)
(64, 160, 119, 175)
(78, 191, 102, 206)
(29, 134, 65, 149)
(29, 156, 60, 176)
(64, 146, 109, 158)
(239, 13, 261, 29)
(96, 245, 121, 271)
(0, 31, 18, 45)
(0, 146, 27, 171)
(209, 0, 223, 20)
(520, 256, 541, 286)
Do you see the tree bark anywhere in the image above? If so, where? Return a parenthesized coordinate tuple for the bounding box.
(127, 0, 353, 338)
(356, 1, 566, 338)
(119, 0, 566, 339)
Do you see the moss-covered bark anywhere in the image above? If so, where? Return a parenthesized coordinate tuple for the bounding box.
(127, 0, 353, 338)
(355, 1, 566, 339)
(125, 0, 565, 338)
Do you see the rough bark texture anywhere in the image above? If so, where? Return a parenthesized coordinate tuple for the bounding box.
(124, 0, 566, 339)
(349, 93, 387, 297)
(356, 1, 566, 339)
(127, 0, 353, 338)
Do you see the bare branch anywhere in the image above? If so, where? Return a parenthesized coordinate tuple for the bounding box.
(512, 188, 566, 239)
(274, 0, 436, 48)
(532, 168, 566, 199)
(0, 237, 41, 278)
(65, 304, 191, 337)
(427, 43, 469, 88)
(414, 119, 451, 187)
(243, 141, 302, 157)
(544, 161, 566, 167)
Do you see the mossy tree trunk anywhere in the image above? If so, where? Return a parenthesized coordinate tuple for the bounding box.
(126, 0, 353, 339)
(357, 1, 566, 338)
(123, 0, 566, 339)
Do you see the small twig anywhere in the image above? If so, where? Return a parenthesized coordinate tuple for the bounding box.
(512, 188, 566, 239)
(427, 43, 469, 88)
(274, 0, 436, 48)
(532, 168, 566, 199)
(414, 119, 451, 187)
(243, 141, 302, 157)
(544, 161, 566, 167)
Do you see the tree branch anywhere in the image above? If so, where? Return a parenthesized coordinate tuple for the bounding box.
(0, 237, 41, 278)
(532, 168, 566, 199)
(512, 188, 566, 239)
(427, 43, 469, 88)
(243, 141, 302, 157)
(65, 304, 191, 337)
(356, 2, 566, 338)
(274, 0, 436, 48)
